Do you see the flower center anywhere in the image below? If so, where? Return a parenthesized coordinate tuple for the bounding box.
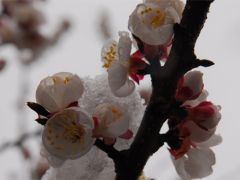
(52, 76, 71, 85)
(139, 6, 166, 29)
(102, 42, 117, 69)
(111, 106, 123, 121)
(61, 121, 85, 143)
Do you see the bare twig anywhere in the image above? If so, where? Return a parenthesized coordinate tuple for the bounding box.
(0, 130, 41, 153)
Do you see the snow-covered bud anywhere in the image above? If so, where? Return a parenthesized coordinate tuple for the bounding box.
(42, 107, 94, 166)
(176, 71, 204, 102)
(92, 103, 132, 144)
(36, 72, 84, 112)
(128, 0, 183, 45)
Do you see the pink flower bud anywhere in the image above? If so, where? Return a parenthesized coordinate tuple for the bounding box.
(175, 71, 204, 102)
(188, 101, 221, 130)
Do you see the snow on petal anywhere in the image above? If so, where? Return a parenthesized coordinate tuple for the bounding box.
(36, 72, 84, 112)
(40, 146, 65, 168)
(92, 103, 130, 139)
(176, 71, 204, 102)
(128, 1, 183, 45)
(42, 107, 94, 164)
(108, 60, 135, 97)
(184, 148, 215, 179)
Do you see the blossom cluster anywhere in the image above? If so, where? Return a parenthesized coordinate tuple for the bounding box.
(29, 72, 134, 167)
(168, 71, 222, 179)
(27, 0, 222, 179)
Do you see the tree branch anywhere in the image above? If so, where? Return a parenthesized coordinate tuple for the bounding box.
(0, 130, 41, 153)
(95, 1, 215, 179)
(94, 139, 122, 161)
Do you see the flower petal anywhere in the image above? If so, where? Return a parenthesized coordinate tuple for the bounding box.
(128, 1, 182, 45)
(118, 31, 132, 62)
(42, 107, 94, 160)
(197, 134, 223, 148)
(184, 121, 216, 143)
(36, 72, 84, 112)
(92, 103, 130, 138)
(184, 148, 215, 179)
(108, 61, 135, 97)
(176, 71, 204, 102)
(171, 156, 191, 180)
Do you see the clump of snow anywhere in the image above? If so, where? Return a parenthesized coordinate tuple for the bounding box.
(42, 73, 145, 180)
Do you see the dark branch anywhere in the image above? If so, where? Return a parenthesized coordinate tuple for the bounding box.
(96, 1, 216, 179)
(94, 139, 122, 161)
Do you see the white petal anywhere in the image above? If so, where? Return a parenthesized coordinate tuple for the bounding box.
(197, 134, 222, 148)
(108, 61, 135, 97)
(184, 148, 215, 178)
(166, 7, 180, 23)
(183, 90, 208, 107)
(93, 103, 129, 138)
(171, 156, 191, 180)
(184, 121, 216, 143)
(118, 31, 132, 62)
(42, 108, 94, 160)
(36, 79, 60, 112)
(101, 39, 118, 67)
(108, 113, 130, 137)
(36, 72, 84, 112)
(128, 1, 182, 45)
(184, 71, 203, 97)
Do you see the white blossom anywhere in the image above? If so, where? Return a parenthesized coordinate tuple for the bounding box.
(36, 72, 84, 112)
(101, 31, 135, 97)
(92, 103, 130, 139)
(42, 107, 94, 167)
(128, 0, 184, 45)
(172, 135, 222, 179)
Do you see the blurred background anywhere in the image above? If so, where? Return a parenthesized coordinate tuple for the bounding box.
(0, 0, 239, 179)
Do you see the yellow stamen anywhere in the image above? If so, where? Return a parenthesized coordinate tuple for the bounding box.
(52, 77, 57, 84)
(150, 10, 166, 28)
(61, 121, 85, 144)
(64, 77, 70, 85)
(111, 106, 123, 120)
(102, 42, 117, 69)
